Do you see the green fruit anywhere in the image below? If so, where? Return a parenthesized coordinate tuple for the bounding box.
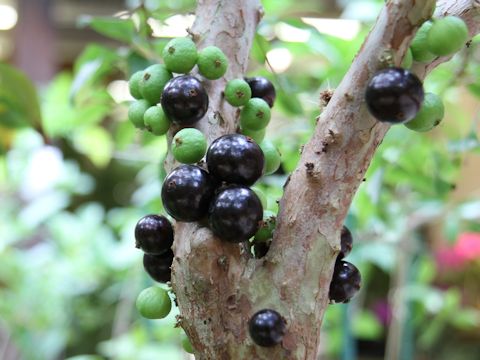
(135, 286, 171, 319)
(241, 127, 266, 144)
(240, 98, 271, 131)
(197, 46, 228, 80)
(225, 79, 251, 106)
(404, 92, 444, 132)
(144, 106, 170, 135)
(129, 71, 143, 99)
(139, 64, 172, 104)
(254, 210, 276, 242)
(172, 128, 207, 164)
(128, 99, 150, 129)
(181, 334, 194, 354)
(401, 48, 413, 69)
(410, 21, 436, 63)
(260, 140, 281, 175)
(162, 37, 198, 74)
(428, 16, 469, 56)
(251, 186, 268, 209)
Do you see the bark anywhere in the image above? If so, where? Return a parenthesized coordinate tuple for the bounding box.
(169, 1, 480, 359)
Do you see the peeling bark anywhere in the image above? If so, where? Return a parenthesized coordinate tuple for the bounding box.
(169, 1, 480, 359)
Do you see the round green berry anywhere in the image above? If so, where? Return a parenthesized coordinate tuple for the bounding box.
(144, 106, 170, 135)
(241, 127, 266, 144)
(197, 46, 228, 80)
(410, 21, 436, 63)
(240, 98, 271, 131)
(260, 140, 281, 175)
(251, 186, 268, 209)
(404, 92, 444, 132)
(129, 71, 143, 99)
(139, 64, 173, 104)
(181, 334, 194, 354)
(225, 79, 251, 106)
(428, 16, 469, 56)
(135, 286, 171, 319)
(128, 99, 150, 129)
(254, 210, 276, 243)
(162, 37, 198, 74)
(172, 128, 207, 164)
(401, 48, 413, 69)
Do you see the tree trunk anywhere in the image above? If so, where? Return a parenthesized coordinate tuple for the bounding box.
(169, 1, 480, 359)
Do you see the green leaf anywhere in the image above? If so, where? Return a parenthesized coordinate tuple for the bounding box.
(80, 16, 136, 43)
(73, 126, 113, 168)
(352, 310, 383, 340)
(0, 63, 42, 129)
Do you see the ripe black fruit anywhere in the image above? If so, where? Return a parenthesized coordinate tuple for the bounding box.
(143, 250, 174, 283)
(249, 309, 286, 347)
(339, 225, 353, 259)
(206, 134, 264, 186)
(365, 67, 424, 123)
(245, 77, 276, 108)
(329, 260, 361, 303)
(208, 186, 263, 242)
(161, 165, 215, 222)
(161, 75, 209, 125)
(135, 214, 173, 255)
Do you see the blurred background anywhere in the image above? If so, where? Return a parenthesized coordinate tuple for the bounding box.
(1, 0, 480, 359)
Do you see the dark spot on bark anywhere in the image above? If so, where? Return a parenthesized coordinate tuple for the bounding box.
(283, 174, 291, 189)
(226, 294, 237, 310)
(299, 145, 304, 154)
(217, 255, 229, 271)
(363, 178, 366, 182)
(305, 162, 314, 176)
(320, 89, 334, 107)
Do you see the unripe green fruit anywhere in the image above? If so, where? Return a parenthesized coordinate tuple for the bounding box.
(260, 140, 281, 175)
(197, 46, 228, 80)
(251, 186, 268, 209)
(404, 92, 444, 132)
(225, 79, 251, 106)
(428, 16, 469, 56)
(129, 71, 143, 99)
(162, 37, 198, 74)
(128, 99, 150, 129)
(135, 286, 171, 319)
(240, 98, 271, 131)
(241, 127, 266, 144)
(401, 48, 413, 69)
(139, 64, 172, 104)
(172, 128, 207, 164)
(144, 106, 170, 135)
(254, 210, 276, 242)
(410, 21, 436, 63)
(181, 334, 194, 354)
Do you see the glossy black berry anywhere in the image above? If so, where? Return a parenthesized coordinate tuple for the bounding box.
(339, 226, 353, 259)
(208, 186, 263, 242)
(249, 309, 286, 347)
(329, 260, 361, 304)
(365, 67, 424, 123)
(245, 77, 276, 108)
(161, 75, 209, 125)
(206, 134, 264, 186)
(161, 165, 215, 222)
(143, 250, 174, 283)
(135, 215, 174, 255)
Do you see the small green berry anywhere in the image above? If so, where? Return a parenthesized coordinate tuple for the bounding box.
(410, 21, 436, 63)
(254, 210, 276, 243)
(404, 92, 444, 132)
(129, 71, 144, 99)
(241, 127, 266, 144)
(240, 98, 271, 131)
(172, 128, 207, 164)
(401, 48, 413, 69)
(260, 140, 281, 175)
(144, 106, 170, 135)
(128, 99, 150, 129)
(197, 46, 228, 80)
(162, 37, 198, 74)
(139, 64, 172, 104)
(225, 79, 251, 106)
(251, 186, 268, 209)
(428, 16, 469, 56)
(135, 286, 171, 319)
(181, 334, 194, 354)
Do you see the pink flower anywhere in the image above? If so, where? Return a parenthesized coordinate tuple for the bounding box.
(435, 232, 480, 269)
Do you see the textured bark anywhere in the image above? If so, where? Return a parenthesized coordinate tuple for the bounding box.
(169, 1, 480, 359)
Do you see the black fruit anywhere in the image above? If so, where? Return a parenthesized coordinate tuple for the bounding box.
(161, 75, 209, 125)
(245, 77, 276, 108)
(329, 260, 361, 303)
(249, 309, 286, 347)
(161, 165, 215, 222)
(143, 250, 174, 283)
(206, 134, 264, 186)
(135, 214, 174, 255)
(208, 186, 263, 242)
(339, 226, 353, 259)
(365, 67, 424, 123)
